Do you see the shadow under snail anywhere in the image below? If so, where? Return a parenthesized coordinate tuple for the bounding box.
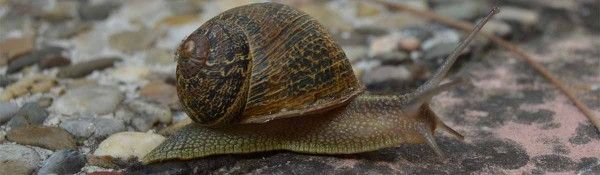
(143, 2, 499, 164)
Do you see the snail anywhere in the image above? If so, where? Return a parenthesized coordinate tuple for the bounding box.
(143, 2, 498, 164)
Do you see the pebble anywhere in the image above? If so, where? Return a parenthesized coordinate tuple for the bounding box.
(374, 51, 410, 65)
(128, 100, 172, 131)
(398, 37, 421, 51)
(6, 126, 76, 150)
(53, 84, 123, 115)
(496, 7, 540, 28)
(0, 75, 15, 88)
(111, 66, 150, 82)
(483, 19, 513, 37)
(79, 2, 121, 21)
(299, 3, 353, 32)
(36, 1, 78, 22)
(362, 65, 412, 85)
(109, 29, 159, 53)
(0, 144, 43, 170)
(422, 41, 459, 60)
(421, 29, 461, 60)
(6, 46, 65, 74)
(57, 57, 121, 78)
(369, 34, 403, 57)
(37, 150, 86, 175)
(7, 103, 48, 129)
(94, 132, 165, 160)
(0, 160, 33, 175)
(157, 15, 201, 27)
(36, 97, 53, 108)
(38, 55, 71, 69)
(401, 26, 434, 41)
(356, 1, 381, 17)
(45, 21, 92, 39)
(60, 117, 125, 138)
(139, 81, 180, 110)
(433, 1, 488, 20)
(0, 102, 19, 123)
(1, 74, 57, 101)
(353, 26, 389, 36)
(342, 45, 369, 62)
(0, 35, 35, 66)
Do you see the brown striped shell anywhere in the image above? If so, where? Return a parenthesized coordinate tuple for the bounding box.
(175, 2, 363, 127)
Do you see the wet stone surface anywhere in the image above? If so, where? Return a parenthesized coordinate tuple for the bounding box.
(0, 0, 599, 174)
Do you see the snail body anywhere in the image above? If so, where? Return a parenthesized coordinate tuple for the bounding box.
(143, 2, 497, 164)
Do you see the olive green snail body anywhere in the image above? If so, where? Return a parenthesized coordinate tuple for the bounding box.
(143, 2, 497, 164)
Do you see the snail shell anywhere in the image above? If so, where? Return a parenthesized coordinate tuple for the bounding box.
(176, 2, 363, 127)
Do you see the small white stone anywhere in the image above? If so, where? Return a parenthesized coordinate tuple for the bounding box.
(52, 84, 123, 115)
(94, 132, 165, 160)
(111, 66, 150, 83)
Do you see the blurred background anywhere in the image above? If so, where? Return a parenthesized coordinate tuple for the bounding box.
(0, 0, 598, 174)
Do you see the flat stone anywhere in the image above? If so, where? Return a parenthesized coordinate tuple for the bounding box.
(7, 103, 48, 129)
(398, 37, 421, 52)
(36, 1, 78, 22)
(1, 74, 57, 101)
(38, 55, 71, 69)
(356, 1, 381, 17)
(6, 126, 76, 150)
(342, 45, 369, 62)
(299, 3, 352, 33)
(128, 100, 172, 132)
(111, 66, 150, 82)
(422, 41, 459, 60)
(44, 21, 92, 39)
(60, 117, 125, 138)
(157, 15, 201, 27)
(53, 84, 123, 115)
(483, 19, 513, 37)
(0, 102, 19, 123)
(362, 65, 412, 85)
(369, 34, 403, 57)
(36, 97, 53, 108)
(57, 57, 121, 78)
(94, 132, 165, 160)
(0, 35, 35, 66)
(496, 7, 540, 28)
(0, 160, 33, 175)
(109, 29, 158, 53)
(37, 150, 86, 175)
(0, 144, 42, 170)
(6, 46, 65, 74)
(139, 81, 180, 110)
(374, 51, 410, 65)
(79, 2, 121, 21)
(433, 1, 488, 20)
(421, 28, 462, 61)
